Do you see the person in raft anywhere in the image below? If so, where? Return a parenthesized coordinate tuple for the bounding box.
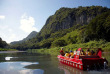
(91, 50, 95, 55)
(60, 47, 65, 56)
(74, 49, 77, 55)
(65, 51, 70, 57)
(69, 50, 73, 56)
(80, 50, 86, 55)
(70, 50, 75, 58)
(86, 48, 92, 56)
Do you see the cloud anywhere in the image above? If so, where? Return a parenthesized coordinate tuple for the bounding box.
(5, 57, 13, 61)
(19, 69, 44, 74)
(0, 15, 5, 20)
(20, 13, 38, 33)
(21, 62, 39, 66)
(0, 25, 16, 43)
(19, 69, 33, 74)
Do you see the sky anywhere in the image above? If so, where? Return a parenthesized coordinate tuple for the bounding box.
(0, 0, 110, 43)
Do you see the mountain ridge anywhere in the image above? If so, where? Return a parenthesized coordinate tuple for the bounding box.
(39, 6, 109, 36)
(9, 6, 110, 50)
(10, 31, 38, 45)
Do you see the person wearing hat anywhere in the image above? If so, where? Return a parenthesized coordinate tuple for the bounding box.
(69, 50, 73, 56)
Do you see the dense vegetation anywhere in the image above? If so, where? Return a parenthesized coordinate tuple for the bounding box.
(0, 48, 17, 51)
(9, 6, 110, 51)
(85, 11, 110, 41)
(0, 37, 17, 51)
(28, 40, 110, 55)
(40, 6, 109, 36)
(0, 37, 7, 48)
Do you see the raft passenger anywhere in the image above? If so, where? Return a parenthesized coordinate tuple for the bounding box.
(86, 48, 92, 56)
(91, 50, 95, 55)
(80, 50, 86, 55)
(69, 50, 74, 58)
(70, 50, 74, 56)
(60, 47, 65, 56)
(74, 49, 77, 55)
(65, 51, 70, 57)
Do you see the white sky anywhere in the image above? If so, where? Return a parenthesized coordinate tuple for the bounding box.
(0, 0, 110, 43)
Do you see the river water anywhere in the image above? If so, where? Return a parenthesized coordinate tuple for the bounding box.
(0, 51, 110, 74)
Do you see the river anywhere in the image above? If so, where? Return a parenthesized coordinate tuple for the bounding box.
(0, 51, 110, 74)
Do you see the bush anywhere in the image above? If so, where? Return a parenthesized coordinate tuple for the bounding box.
(51, 39, 67, 47)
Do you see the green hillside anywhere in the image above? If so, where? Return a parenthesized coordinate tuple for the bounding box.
(0, 37, 7, 48)
(9, 6, 110, 51)
(10, 31, 38, 45)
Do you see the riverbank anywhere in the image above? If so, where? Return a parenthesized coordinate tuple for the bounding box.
(0, 51, 26, 53)
(0, 48, 17, 51)
(27, 40, 110, 55)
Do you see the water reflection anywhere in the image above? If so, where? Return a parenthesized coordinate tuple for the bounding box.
(19, 69, 44, 74)
(21, 62, 39, 66)
(0, 51, 110, 74)
(0, 69, 44, 74)
(58, 63, 84, 74)
(5, 57, 13, 60)
(58, 62, 110, 74)
(0, 62, 43, 74)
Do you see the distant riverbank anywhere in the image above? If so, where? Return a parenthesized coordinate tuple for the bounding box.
(0, 51, 26, 53)
(0, 48, 17, 51)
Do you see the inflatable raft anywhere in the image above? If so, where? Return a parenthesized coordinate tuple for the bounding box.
(57, 48, 108, 70)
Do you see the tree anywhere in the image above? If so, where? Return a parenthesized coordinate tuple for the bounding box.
(85, 11, 110, 41)
(52, 39, 67, 47)
(0, 37, 7, 48)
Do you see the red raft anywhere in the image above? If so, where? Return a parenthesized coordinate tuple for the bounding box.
(57, 48, 108, 70)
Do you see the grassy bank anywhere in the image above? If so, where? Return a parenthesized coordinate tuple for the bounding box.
(27, 40, 110, 55)
(0, 48, 17, 51)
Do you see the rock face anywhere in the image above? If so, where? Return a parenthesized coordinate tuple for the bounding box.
(10, 31, 37, 45)
(40, 6, 109, 36)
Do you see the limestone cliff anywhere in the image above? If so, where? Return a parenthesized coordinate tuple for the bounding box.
(40, 6, 109, 36)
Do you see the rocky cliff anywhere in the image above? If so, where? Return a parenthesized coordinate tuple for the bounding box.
(40, 6, 109, 36)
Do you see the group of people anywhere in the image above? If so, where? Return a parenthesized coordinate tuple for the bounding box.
(80, 48, 96, 56)
(60, 48, 96, 58)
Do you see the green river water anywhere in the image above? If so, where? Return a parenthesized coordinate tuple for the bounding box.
(0, 51, 110, 74)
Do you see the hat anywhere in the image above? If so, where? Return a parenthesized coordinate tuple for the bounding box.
(70, 50, 72, 52)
